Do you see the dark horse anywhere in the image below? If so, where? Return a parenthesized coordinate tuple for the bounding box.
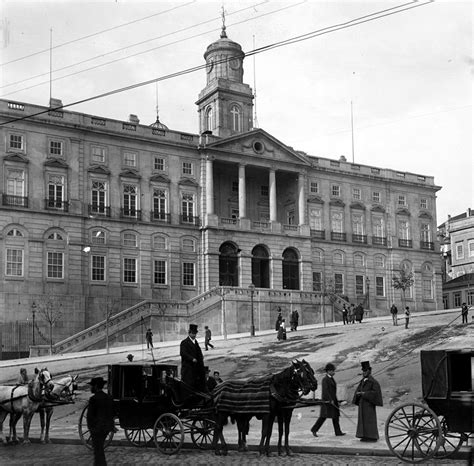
(211, 359, 317, 456)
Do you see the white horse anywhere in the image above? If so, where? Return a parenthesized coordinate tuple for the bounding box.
(0, 369, 53, 444)
(37, 374, 78, 443)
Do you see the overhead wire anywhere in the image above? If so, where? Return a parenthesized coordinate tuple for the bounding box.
(0, 0, 434, 126)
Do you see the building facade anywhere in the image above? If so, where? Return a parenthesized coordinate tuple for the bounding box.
(0, 29, 442, 343)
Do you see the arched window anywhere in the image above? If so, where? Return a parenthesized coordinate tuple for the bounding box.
(333, 251, 344, 265)
(219, 242, 238, 286)
(91, 229, 106, 244)
(7, 228, 23, 237)
(122, 232, 137, 247)
(252, 245, 270, 288)
(230, 104, 241, 132)
(182, 238, 195, 252)
(282, 248, 300, 290)
(153, 235, 167, 250)
(354, 253, 365, 267)
(48, 232, 63, 241)
(206, 107, 213, 131)
(374, 254, 385, 268)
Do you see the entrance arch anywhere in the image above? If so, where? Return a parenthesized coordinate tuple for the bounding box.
(282, 248, 300, 290)
(252, 245, 270, 288)
(219, 242, 239, 286)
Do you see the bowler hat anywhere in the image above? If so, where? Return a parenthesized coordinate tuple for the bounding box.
(188, 324, 198, 334)
(325, 363, 336, 372)
(361, 361, 371, 371)
(87, 376, 106, 388)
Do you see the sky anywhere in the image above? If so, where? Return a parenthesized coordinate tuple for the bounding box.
(1, 0, 472, 224)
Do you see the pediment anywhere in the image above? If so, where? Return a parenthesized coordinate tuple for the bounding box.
(3, 153, 29, 164)
(204, 128, 311, 166)
(396, 207, 411, 216)
(350, 201, 366, 210)
(419, 211, 432, 219)
(178, 177, 198, 187)
(44, 158, 69, 169)
(307, 195, 324, 204)
(371, 204, 386, 213)
(88, 165, 111, 175)
(149, 174, 170, 184)
(119, 169, 141, 179)
(329, 198, 345, 207)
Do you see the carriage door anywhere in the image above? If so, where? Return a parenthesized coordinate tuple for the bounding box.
(252, 245, 270, 288)
(282, 248, 300, 290)
(219, 242, 238, 286)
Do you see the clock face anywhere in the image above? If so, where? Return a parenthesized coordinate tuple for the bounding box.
(207, 59, 214, 74)
(230, 58, 240, 70)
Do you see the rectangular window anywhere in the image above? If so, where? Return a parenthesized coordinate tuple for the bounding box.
(183, 262, 195, 286)
(153, 189, 168, 218)
(181, 193, 195, 222)
(261, 185, 269, 197)
(47, 252, 64, 279)
(398, 220, 410, 240)
(352, 187, 361, 200)
(154, 260, 167, 285)
(154, 156, 165, 171)
(355, 275, 365, 295)
(91, 180, 107, 213)
(331, 211, 343, 233)
(123, 184, 138, 216)
(334, 273, 344, 294)
(312, 272, 322, 292)
(372, 191, 381, 203)
(232, 181, 239, 193)
(352, 213, 364, 235)
(420, 224, 431, 242)
(231, 208, 239, 219)
(6, 249, 23, 276)
(91, 146, 106, 164)
(123, 258, 137, 283)
(423, 279, 433, 299)
(456, 242, 464, 259)
(287, 210, 295, 225)
(375, 276, 385, 297)
(91, 255, 105, 281)
(420, 198, 428, 209)
(47, 174, 65, 209)
(310, 181, 319, 194)
(123, 151, 137, 167)
(469, 240, 474, 257)
(454, 292, 461, 307)
(309, 208, 322, 230)
(372, 216, 384, 237)
(182, 161, 193, 175)
(331, 185, 341, 197)
(9, 134, 24, 150)
(49, 140, 63, 156)
(398, 195, 407, 207)
(6, 169, 25, 202)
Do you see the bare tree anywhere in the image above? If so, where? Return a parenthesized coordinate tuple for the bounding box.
(36, 294, 63, 355)
(392, 269, 415, 309)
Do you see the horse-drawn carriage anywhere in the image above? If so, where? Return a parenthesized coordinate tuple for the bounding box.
(385, 349, 473, 463)
(78, 363, 216, 454)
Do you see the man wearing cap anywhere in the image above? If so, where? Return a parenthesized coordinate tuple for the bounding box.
(205, 367, 217, 392)
(87, 376, 115, 466)
(352, 361, 383, 442)
(310, 363, 345, 437)
(180, 324, 205, 395)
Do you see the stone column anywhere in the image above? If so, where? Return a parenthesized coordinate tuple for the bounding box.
(238, 164, 246, 218)
(269, 169, 277, 222)
(206, 156, 214, 215)
(298, 173, 305, 225)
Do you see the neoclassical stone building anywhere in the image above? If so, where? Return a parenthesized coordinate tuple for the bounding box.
(0, 28, 442, 348)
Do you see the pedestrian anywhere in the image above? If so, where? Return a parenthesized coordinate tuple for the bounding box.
(293, 309, 299, 330)
(86, 376, 115, 466)
(342, 304, 348, 325)
(126, 354, 134, 362)
(348, 304, 355, 324)
(390, 304, 398, 326)
(275, 307, 283, 331)
(277, 318, 287, 341)
(204, 325, 214, 350)
(180, 324, 206, 394)
(213, 371, 223, 384)
(310, 363, 345, 437)
(205, 367, 217, 392)
(17, 367, 29, 385)
(289, 310, 295, 331)
(404, 306, 410, 329)
(461, 302, 469, 324)
(145, 328, 153, 349)
(352, 361, 383, 442)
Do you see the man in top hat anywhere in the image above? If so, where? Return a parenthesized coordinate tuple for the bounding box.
(180, 324, 205, 395)
(87, 376, 115, 466)
(310, 363, 345, 437)
(352, 361, 383, 442)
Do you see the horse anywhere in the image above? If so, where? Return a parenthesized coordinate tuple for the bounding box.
(0, 369, 53, 444)
(36, 374, 78, 443)
(211, 359, 317, 456)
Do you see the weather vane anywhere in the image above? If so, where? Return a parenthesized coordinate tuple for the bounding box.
(220, 3, 227, 38)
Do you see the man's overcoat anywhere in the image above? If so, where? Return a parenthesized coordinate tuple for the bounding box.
(319, 374, 339, 418)
(180, 336, 205, 391)
(352, 375, 383, 440)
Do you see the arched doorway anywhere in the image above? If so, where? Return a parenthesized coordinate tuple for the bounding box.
(252, 245, 270, 288)
(282, 248, 300, 290)
(219, 242, 238, 286)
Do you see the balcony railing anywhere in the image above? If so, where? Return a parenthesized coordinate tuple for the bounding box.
(180, 215, 200, 226)
(88, 204, 111, 217)
(283, 224, 298, 231)
(372, 236, 387, 246)
(352, 234, 367, 244)
(2, 194, 28, 207)
(420, 241, 434, 250)
(150, 211, 171, 223)
(252, 221, 270, 229)
(121, 208, 142, 220)
(310, 229, 325, 239)
(221, 217, 237, 225)
(399, 239, 413, 248)
(331, 232, 347, 242)
(45, 199, 69, 212)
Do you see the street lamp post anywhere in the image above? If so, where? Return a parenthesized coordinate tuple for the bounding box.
(366, 277, 370, 310)
(31, 302, 36, 346)
(248, 284, 256, 337)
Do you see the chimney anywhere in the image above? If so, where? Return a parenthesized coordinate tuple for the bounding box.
(339, 155, 347, 162)
(49, 98, 63, 109)
(128, 114, 140, 124)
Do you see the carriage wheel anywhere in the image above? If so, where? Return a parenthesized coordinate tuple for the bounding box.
(433, 416, 465, 458)
(78, 403, 117, 450)
(385, 402, 442, 463)
(124, 427, 154, 447)
(153, 413, 184, 455)
(191, 418, 216, 450)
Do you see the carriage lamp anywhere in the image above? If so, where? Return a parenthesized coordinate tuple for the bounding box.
(248, 283, 256, 337)
(31, 302, 37, 345)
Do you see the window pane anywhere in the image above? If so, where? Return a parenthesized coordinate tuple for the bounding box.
(92, 255, 105, 281)
(154, 260, 166, 284)
(183, 262, 195, 286)
(47, 252, 64, 278)
(6, 249, 23, 276)
(375, 276, 385, 296)
(123, 258, 137, 283)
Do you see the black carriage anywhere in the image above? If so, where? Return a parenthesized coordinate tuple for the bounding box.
(78, 363, 215, 454)
(385, 349, 473, 463)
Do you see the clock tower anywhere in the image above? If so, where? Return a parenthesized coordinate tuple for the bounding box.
(196, 25, 254, 138)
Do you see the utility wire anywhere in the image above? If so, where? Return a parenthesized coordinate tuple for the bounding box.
(0, 1, 196, 67)
(0, 0, 433, 126)
(1, 1, 269, 90)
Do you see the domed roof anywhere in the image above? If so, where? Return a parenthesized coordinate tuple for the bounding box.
(149, 116, 168, 131)
(204, 27, 244, 60)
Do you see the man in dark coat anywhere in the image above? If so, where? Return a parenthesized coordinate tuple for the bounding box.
(86, 376, 115, 466)
(205, 367, 217, 392)
(145, 328, 153, 349)
(293, 309, 299, 330)
(390, 304, 398, 326)
(310, 363, 345, 437)
(352, 361, 383, 442)
(180, 324, 205, 394)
